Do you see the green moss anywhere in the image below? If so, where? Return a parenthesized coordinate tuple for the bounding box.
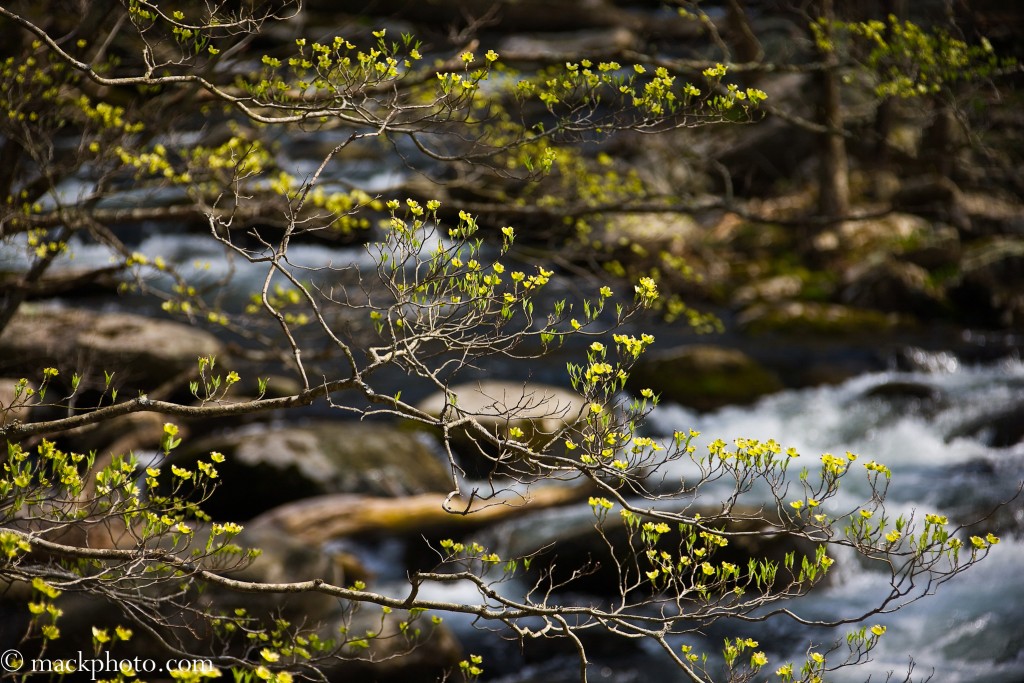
(739, 302, 906, 336)
(628, 345, 782, 412)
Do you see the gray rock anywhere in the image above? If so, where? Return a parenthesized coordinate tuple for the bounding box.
(482, 504, 822, 596)
(961, 192, 1024, 237)
(948, 237, 1024, 328)
(598, 211, 701, 260)
(945, 400, 1024, 449)
(173, 422, 454, 520)
(0, 305, 223, 390)
(418, 381, 583, 435)
(832, 212, 933, 252)
(901, 223, 962, 271)
(416, 380, 584, 476)
(733, 274, 804, 306)
(862, 380, 943, 403)
(312, 0, 627, 32)
(892, 176, 970, 234)
(499, 26, 637, 58)
(840, 257, 946, 318)
(0, 377, 35, 427)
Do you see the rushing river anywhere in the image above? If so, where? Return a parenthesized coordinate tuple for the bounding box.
(364, 356, 1024, 683)
(8, 221, 1024, 682)
(643, 360, 1024, 683)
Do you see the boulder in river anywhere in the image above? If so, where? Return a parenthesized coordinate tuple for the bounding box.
(737, 300, 907, 338)
(947, 237, 1024, 329)
(416, 380, 585, 477)
(0, 265, 122, 300)
(628, 344, 782, 412)
(479, 504, 822, 597)
(498, 26, 637, 59)
(840, 257, 947, 318)
(861, 380, 944, 403)
(173, 422, 455, 521)
(733, 274, 804, 306)
(194, 525, 439, 683)
(0, 305, 223, 392)
(944, 400, 1024, 449)
(601, 211, 700, 256)
(316, 604, 464, 683)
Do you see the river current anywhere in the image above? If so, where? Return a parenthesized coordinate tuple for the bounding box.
(7, 223, 1024, 682)
(644, 362, 1024, 682)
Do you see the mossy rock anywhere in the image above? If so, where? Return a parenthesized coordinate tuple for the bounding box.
(733, 274, 805, 306)
(737, 301, 908, 337)
(628, 344, 782, 412)
(835, 212, 934, 253)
